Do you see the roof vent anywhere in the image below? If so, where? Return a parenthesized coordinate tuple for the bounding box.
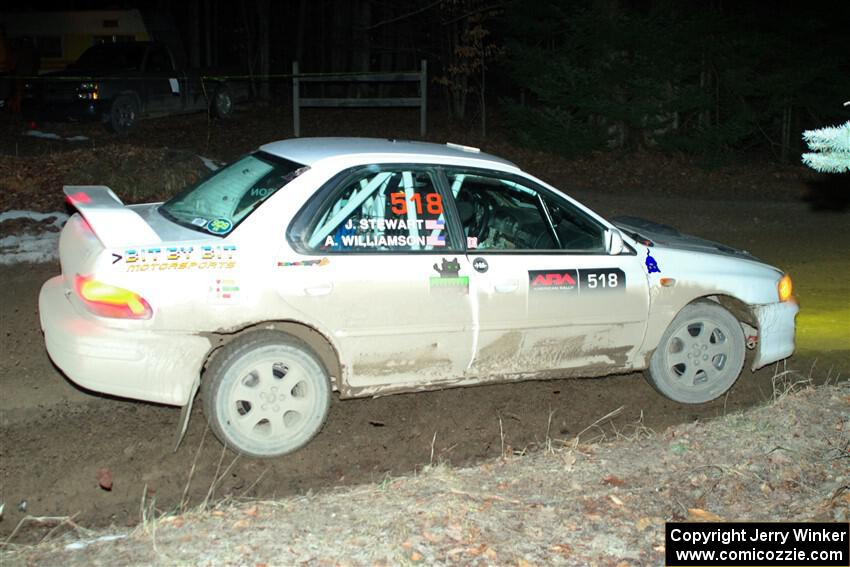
(446, 142, 480, 153)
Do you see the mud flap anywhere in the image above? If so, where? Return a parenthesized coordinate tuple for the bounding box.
(173, 377, 200, 452)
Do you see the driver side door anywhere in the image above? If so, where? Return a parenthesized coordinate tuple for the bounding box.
(442, 168, 651, 379)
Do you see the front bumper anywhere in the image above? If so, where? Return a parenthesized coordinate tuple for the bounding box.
(38, 276, 210, 406)
(751, 300, 799, 370)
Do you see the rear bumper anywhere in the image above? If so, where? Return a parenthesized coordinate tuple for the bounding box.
(751, 300, 799, 370)
(38, 276, 210, 406)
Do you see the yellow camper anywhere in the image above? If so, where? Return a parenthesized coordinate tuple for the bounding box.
(0, 10, 150, 73)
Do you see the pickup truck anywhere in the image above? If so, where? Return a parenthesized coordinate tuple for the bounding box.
(23, 41, 242, 133)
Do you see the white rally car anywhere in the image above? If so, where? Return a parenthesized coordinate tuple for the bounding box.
(39, 138, 798, 457)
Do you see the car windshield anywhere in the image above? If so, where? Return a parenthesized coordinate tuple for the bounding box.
(160, 152, 307, 236)
(72, 43, 149, 71)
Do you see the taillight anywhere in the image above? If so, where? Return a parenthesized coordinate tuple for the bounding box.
(74, 275, 152, 319)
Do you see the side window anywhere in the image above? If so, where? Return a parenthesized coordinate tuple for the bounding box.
(146, 48, 173, 72)
(446, 170, 605, 252)
(305, 168, 454, 252)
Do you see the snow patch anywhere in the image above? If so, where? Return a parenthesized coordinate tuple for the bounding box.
(24, 130, 89, 142)
(65, 534, 127, 551)
(198, 155, 222, 171)
(0, 210, 69, 265)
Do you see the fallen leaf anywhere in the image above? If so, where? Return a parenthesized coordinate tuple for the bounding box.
(609, 494, 624, 506)
(550, 544, 572, 558)
(232, 519, 251, 529)
(96, 468, 113, 491)
(243, 505, 259, 517)
(688, 508, 724, 522)
(602, 474, 626, 487)
(410, 551, 423, 562)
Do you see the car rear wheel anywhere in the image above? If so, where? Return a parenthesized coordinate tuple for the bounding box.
(202, 331, 331, 458)
(646, 301, 745, 404)
(108, 94, 138, 134)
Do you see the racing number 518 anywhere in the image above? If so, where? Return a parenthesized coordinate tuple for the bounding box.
(390, 192, 443, 215)
(587, 273, 619, 289)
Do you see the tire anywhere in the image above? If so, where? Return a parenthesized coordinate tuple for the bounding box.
(211, 86, 234, 119)
(202, 331, 331, 458)
(646, 301, 746, 404)
(108, 94, 139, 134)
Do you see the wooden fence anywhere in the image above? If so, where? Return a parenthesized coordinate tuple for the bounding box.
(292, 60, 427, 137)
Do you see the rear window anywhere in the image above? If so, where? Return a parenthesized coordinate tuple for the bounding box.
(160, 152, 306, 236)
(73, 43, 148, 71)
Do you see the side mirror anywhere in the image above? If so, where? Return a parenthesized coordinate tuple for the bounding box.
(606, 228, 625, 255)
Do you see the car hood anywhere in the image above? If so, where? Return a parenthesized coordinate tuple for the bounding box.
(612, 216, 759, 262)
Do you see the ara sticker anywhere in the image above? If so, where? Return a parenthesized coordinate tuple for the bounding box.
(645, 249, 661, 274)
(528, 268, 626, 293)
(473, 257, 488, 273)
(206, 218, 233, 235)
(529, 270, 578, 291)
(277, 257, 330, 267)
(429, 257, 469, 292)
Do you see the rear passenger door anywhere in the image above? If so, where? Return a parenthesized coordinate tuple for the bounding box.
(143, 45, 182, 115)
(441, 168, 650, 378)
(283, 165, 475, 393)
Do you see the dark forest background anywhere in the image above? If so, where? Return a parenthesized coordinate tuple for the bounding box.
(9, 0, 850, 163)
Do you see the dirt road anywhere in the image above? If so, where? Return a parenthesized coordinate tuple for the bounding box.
(2, 187, 847, 542)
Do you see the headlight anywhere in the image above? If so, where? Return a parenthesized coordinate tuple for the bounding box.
(777, 273, 793, 302)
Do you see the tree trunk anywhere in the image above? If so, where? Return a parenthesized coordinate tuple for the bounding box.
(189, 0, 201, 68)
(256, 0, 270, 99)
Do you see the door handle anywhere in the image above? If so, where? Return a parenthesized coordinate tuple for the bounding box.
(304, 283, 333, 296)
(494, 281, 518, 293)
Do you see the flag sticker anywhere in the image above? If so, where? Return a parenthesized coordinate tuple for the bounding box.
(426, 234, 446, 247)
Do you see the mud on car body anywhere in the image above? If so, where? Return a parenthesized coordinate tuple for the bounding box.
(38, 138, 798, 458)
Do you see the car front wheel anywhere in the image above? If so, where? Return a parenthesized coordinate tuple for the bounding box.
(646, 301, 746, 404)
(202, 331, 331, 458)
(108, 94, 138, 134)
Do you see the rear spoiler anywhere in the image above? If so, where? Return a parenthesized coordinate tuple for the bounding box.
(64, 186, 161, 248)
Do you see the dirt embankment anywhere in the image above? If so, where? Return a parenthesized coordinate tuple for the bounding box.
(3, 379, 848, 566)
